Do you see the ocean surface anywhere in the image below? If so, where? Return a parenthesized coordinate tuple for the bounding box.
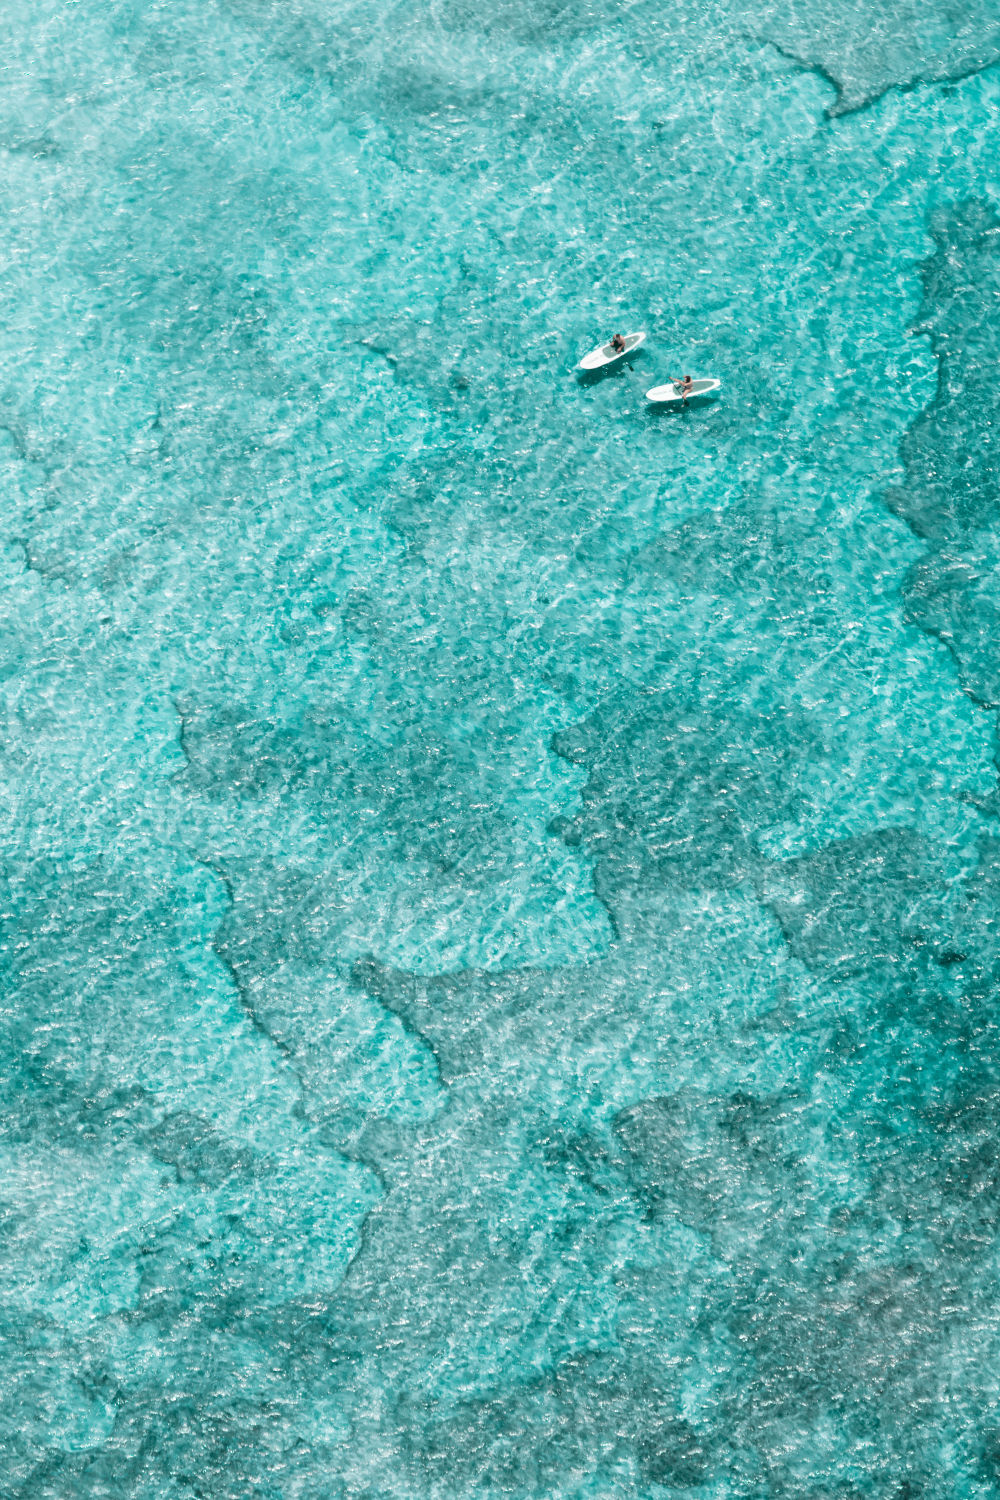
(3, 0, 1000, 1495)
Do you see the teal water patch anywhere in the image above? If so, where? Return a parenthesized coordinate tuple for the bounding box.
(3, 0, 1000, 1494)
(749, 0, 1000, 116)
(887, 199, 1000, 708)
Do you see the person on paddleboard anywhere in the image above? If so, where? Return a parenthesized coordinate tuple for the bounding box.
(611, 333, 626, 352)
(672, 374, 694, 402)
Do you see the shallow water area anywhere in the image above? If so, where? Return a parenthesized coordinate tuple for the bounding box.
(3, 0, 1000, 1495)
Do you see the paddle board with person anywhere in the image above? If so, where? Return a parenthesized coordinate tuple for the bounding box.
(578, 331, 646, 370)
(646, 375, 720, 404)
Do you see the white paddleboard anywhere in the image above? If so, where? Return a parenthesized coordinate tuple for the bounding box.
(646, 378, 720, 403)
(578, 331, 646, 370)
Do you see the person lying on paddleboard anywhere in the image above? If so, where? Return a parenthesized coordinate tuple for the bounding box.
(611, 333, 626, 352)
(671, 374, 694, 402)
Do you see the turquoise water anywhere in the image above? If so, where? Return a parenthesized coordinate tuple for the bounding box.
(4, 0, 1000, 1493)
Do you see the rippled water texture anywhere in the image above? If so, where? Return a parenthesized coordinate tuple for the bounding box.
(3, 0, 1000, 1495)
